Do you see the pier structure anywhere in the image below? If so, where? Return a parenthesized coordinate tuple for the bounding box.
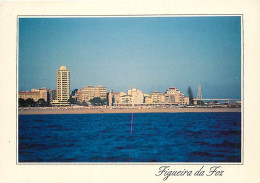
(193, 98, 241, 103)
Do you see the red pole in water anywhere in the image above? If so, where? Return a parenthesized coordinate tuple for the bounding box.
(131, 113, 133, 135)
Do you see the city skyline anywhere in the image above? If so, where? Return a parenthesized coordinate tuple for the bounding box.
(19, 16, 242, 99)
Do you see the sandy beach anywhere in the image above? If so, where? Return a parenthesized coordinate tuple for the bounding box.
(18, 107, 241, 115)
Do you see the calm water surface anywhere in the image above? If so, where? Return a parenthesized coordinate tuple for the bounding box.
(19, 112, 241, 162)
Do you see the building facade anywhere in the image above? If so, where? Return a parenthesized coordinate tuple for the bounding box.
(19, 87, 48, 102)
(78, 85, 107, 104)
(164, 94, 175, 104)
(144, 95, 153, 104)
(109, 91, 125, 106)
(52, 66, 70, 106)
(111, 88, 144, 106)
(75, 90, 81, 102)
(18, 90, 40, 102)
(165, 87, 189, 105)
(150, 91, 165, 103)
(48, 89, 57, 104)
(127, 88, 144, 105)
(120, 95, 132, 105)
(39, 87, 47, 102)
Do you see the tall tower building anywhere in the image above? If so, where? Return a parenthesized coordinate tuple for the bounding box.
(197, 85, 202, 99)
(53, 66, 70, 106)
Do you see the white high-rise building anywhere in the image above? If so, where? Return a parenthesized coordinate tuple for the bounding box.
(52, 66, 70, 106)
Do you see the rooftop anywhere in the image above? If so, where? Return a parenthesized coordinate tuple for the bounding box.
(59, 66, 67, 70)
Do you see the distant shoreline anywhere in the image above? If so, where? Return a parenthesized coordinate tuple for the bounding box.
(18, 107, 241, 115)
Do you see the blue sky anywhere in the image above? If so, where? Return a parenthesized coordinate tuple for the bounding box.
(19, 16, 241, 99)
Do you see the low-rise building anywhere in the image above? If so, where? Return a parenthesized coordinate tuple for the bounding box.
(75, 90, 81, 102)
(79, 85, 107, 104)
(18, 90, 40, 102)
(184, 96, 189, 105)
(120, 94, 132, 105)
(165, 87, 189, 105)
(19, 88, 49, 102)
(109, 91, 126, 106)
(127, 88, 144, 105)
(110, 88, 144, 106)
(151, 91, 165, 103)
(48, 89, 57, 104)
(144, 96, 153, 104)
(39, 87, 47, 101)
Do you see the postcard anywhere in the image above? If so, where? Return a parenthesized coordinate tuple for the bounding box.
(0, 1, 259, 183)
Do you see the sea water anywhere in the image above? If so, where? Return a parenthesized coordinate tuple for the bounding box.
(18, 112, 241, 162)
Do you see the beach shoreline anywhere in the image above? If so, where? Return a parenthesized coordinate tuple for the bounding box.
(18, 107, 241, 115)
